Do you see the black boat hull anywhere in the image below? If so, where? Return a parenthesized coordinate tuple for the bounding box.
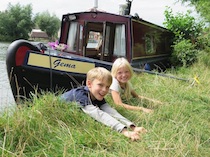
(6, 40, 111, 101)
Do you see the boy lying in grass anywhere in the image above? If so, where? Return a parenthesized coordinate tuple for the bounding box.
(61, 67, 147, 141)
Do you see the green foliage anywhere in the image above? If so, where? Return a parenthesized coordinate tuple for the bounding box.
(197, 50, 210, 67)
(164, 7, 203, 43)
(34, 11, 60, 40)
(163, 7, 206, 67)
(197, 27, 210, 50)
(0, 3, 34, 41)
(172, 39, 198, 67)
(179, 0, 210, 23)
(0, 3, 61, 42)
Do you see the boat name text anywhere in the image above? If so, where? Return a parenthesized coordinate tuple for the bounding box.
(53, 59, 76, 69)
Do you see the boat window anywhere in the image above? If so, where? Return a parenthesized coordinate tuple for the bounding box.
(113, 24, 126, 56)
(66, 22, 78, 52)
(132, 20, 172, 58)
(87, 31, 101, 49)
(132, 21, 158, 57)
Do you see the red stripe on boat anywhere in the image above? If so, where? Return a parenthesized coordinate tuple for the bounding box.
(15, 46, 30, 66)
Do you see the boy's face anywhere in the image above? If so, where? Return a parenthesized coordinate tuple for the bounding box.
(116, 66, 131, 84)
(87, 78, 110, 101)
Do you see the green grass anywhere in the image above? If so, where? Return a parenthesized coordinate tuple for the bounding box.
(0, 59, 209, 156)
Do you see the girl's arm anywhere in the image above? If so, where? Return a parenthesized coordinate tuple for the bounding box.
(131, 90, 162, 104)
(131, 89, 139, 97)
(111, 90, 153, 113)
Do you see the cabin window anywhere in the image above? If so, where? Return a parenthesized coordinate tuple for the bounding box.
(113, 24, 126, 56)
(85, 30, 102, 59)
(67, 22, 78, 51)
(87, 31, 101, 49)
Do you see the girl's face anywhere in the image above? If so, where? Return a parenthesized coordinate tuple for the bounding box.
(115, 66, 131, 84)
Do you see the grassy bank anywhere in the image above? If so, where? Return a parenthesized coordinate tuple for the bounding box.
(0, 57, 209, 156)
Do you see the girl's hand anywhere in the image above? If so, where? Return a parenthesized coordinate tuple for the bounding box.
(138, 95, 163, 104)
(141, 107, 153, 113)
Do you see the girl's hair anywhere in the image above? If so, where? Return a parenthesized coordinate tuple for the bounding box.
(111, 57, 133, 99)
(86, 67, 112, 86)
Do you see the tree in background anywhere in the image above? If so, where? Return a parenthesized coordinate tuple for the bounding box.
(163, 4, 207, 67)
(179, 0, 210, 23)
(179, 0, 210, 56)
(164, 7, 203, 44)
(0, 3, 61, 42)
(34, 11, 60, 40)
(163, 7, 203, 67)
(176, 0, 209, 49)
(0, 3, 34, 41)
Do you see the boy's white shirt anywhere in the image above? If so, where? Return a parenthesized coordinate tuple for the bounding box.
(81, 103, 134, 132)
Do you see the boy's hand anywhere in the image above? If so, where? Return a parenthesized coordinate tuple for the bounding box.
(124, 131, 140, 141)
(122, 130, 140, 141)
(133, 127, 147, 134)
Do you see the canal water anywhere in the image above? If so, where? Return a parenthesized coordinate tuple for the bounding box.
(0, 42, 16, 114)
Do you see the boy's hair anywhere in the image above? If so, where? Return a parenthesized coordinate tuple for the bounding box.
(111, 57, 133, 99)
(86, 67, 112, 86)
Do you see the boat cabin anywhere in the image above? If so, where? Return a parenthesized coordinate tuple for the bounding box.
(59, 10, 173, 70)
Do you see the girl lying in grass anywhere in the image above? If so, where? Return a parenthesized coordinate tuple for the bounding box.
(110, 57, 162, 113)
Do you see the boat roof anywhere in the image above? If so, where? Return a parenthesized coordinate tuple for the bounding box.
(62, 9, 169, 31)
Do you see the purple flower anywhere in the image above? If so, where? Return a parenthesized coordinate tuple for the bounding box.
(48, 40, 68, 51)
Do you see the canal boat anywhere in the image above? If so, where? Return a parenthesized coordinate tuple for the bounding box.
(6, 0, 173, 101)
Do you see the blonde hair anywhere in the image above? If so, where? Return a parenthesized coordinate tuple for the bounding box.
(111, 57, 133, 99)
(86, 67, 112, 86)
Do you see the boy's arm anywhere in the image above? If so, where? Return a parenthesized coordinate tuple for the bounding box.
(82, 104, 142, 141)
(81, 104, 126, 132)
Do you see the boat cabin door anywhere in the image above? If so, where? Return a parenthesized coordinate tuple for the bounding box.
(84, 22, 114, 62)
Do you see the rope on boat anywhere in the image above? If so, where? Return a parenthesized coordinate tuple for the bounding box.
(133, 68, 200, 86)
(133, 68, 189, 81)
(133, 68, 200, 85)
